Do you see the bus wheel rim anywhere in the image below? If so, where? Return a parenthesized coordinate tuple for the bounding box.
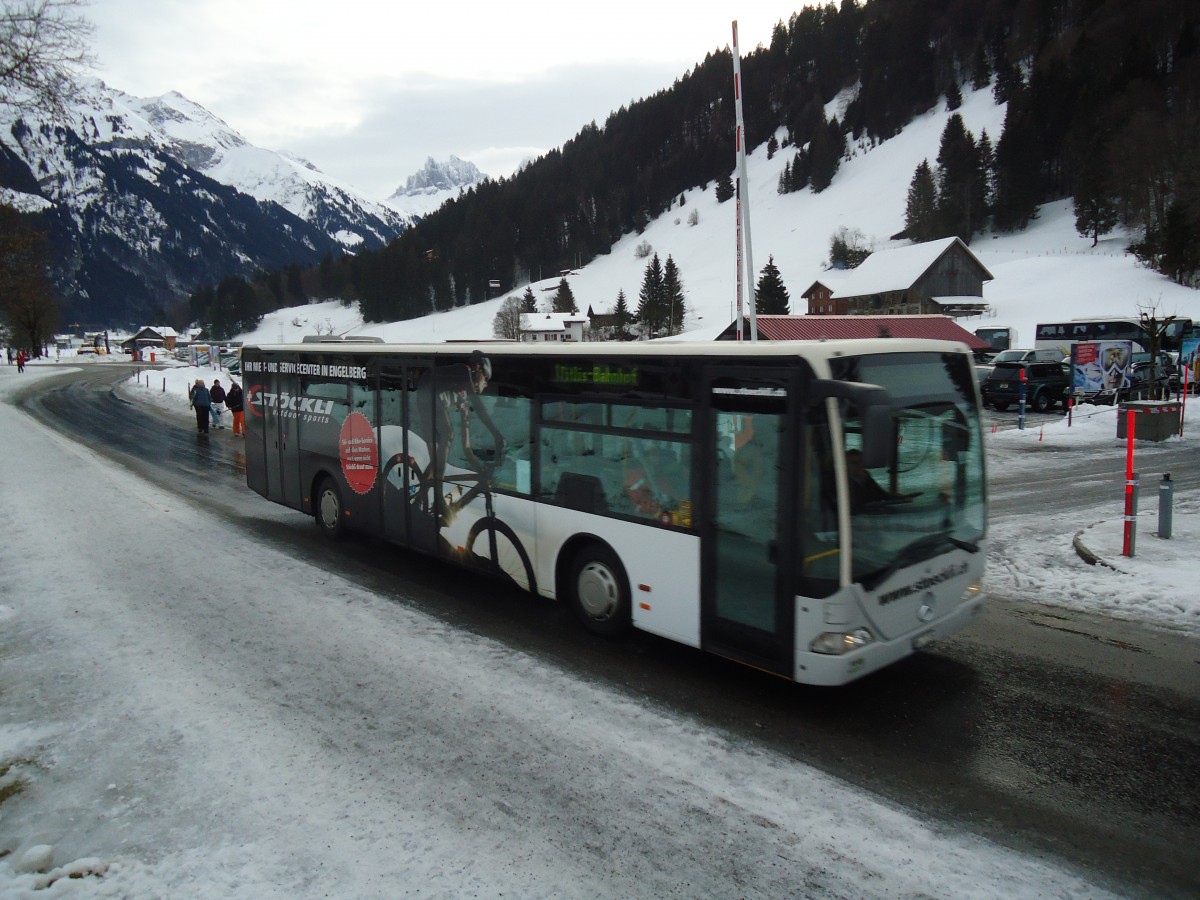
(577, 562, 618, 620)
(320, 490, 339, 528)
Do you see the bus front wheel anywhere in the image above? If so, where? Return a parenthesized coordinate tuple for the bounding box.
(569, 543, 631, 638)
(315, 477, 345, 540)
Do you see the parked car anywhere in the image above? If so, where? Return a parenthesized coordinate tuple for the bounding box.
(1076, 361, 1173, 405)
(981, 361, 1071, 412)
(989, 348, 1066, 365)
(1130, 351, 1179, 391)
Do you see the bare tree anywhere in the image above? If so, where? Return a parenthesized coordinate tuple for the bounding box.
(1138, 302, 1176, 395)
(492, 295, 524, 340)
(0, 203, 60, 354)
(1, 0, 95, 116)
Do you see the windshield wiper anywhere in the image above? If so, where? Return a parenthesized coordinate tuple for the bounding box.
(859, 531, 976, 590)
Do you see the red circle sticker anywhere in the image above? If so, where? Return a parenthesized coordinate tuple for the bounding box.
(339, 412, 378, 495)
(247, 383, 265, 418)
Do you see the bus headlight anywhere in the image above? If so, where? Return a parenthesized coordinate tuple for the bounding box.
(810, 628, 874, 655)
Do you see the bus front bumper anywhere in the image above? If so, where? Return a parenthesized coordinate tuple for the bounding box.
(794, 592, 986, 687)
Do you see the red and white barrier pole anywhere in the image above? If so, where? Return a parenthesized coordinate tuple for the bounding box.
(731, 21, 756, 342)
(1181, 365, 1189, 436)
(1123, 407, 1137, 557)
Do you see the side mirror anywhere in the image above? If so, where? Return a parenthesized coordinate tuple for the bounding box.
(811, 380, 893, 468)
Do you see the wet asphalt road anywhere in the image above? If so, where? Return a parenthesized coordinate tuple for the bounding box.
(14, 365, 1200, 897)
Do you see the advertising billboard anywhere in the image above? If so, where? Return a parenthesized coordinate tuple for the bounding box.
(1072, 340, 1132, 401)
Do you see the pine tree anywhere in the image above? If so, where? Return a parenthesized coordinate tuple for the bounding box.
(552, 278, 578, 314)
(521, 285, 537, 312)
(715, 173, 735, 203)
(993, 61, 1023, 105)
(808, 117, 842, 192)
(767, 133, 779, 159)
(790, 148, 809, 191)
(905, 159, 939, 242)
(1073, 164, 1119, 248)
(935, 114, 984, 241)
(755, 256, 790, 314)
(992, 88, 1042, 231)
(613, 289, 633, 341)
(976, 129, 996, 217)
(662, 255, 687, 336)
(970, 42, 991, 91)
(1159, 201, 1200, 286)
(777, 159, 792, 195)
(946, 81, 963, 111)
(637, 253, 666, 338)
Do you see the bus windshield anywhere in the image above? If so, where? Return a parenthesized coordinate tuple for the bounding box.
(832, 352, 986, 586)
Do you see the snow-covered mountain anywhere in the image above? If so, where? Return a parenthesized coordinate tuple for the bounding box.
(115, 87, 410, 246)
(0, 80, 413, 324)
(382, 155, 486, 218)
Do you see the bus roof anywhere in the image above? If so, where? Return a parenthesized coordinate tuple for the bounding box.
(241, 338, 970, 365)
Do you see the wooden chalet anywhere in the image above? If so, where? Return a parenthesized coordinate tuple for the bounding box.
(808, 237, 993, 318)
(120, 325, 179, 354)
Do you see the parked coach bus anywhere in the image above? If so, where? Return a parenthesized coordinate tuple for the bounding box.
(1035, 316, 1195, 356)
(242, 338, 986, 686)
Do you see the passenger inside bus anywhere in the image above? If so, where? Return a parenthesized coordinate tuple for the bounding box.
(623, 443, 680, 514)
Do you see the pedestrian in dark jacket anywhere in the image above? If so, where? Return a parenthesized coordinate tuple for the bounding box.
(226, 381, 245, 436)
(209, 379, 227, 429)
(189, 378, 211, 433)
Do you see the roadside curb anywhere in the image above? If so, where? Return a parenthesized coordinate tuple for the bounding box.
(1072, 527, 1127, 573)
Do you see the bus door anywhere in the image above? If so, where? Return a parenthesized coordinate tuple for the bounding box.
(702, 370, 796, 676)
(379, 363, 436, 555)
(263, 368, 303, 510)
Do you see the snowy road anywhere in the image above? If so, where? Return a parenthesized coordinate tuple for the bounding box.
(1, 365, 1196, 897)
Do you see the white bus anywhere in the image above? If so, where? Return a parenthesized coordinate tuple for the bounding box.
(242, 339, 986, 686)
(1035, 316, 1194, 356)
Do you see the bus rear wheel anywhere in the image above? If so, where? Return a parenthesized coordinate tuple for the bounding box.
(315, 477, 345, 540)
(569, 543, 631, 638)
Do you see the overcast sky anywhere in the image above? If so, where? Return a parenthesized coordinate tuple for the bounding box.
(85, 1, 796, 199)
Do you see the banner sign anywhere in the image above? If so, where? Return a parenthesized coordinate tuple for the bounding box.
(1072, 340, 1132, 398)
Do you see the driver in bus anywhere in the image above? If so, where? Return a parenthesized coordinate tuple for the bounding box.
(845, 449, 918, 511)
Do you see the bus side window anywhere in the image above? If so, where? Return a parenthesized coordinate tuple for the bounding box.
(539, 419, 692, 526)
(481, 394, 532, 495)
